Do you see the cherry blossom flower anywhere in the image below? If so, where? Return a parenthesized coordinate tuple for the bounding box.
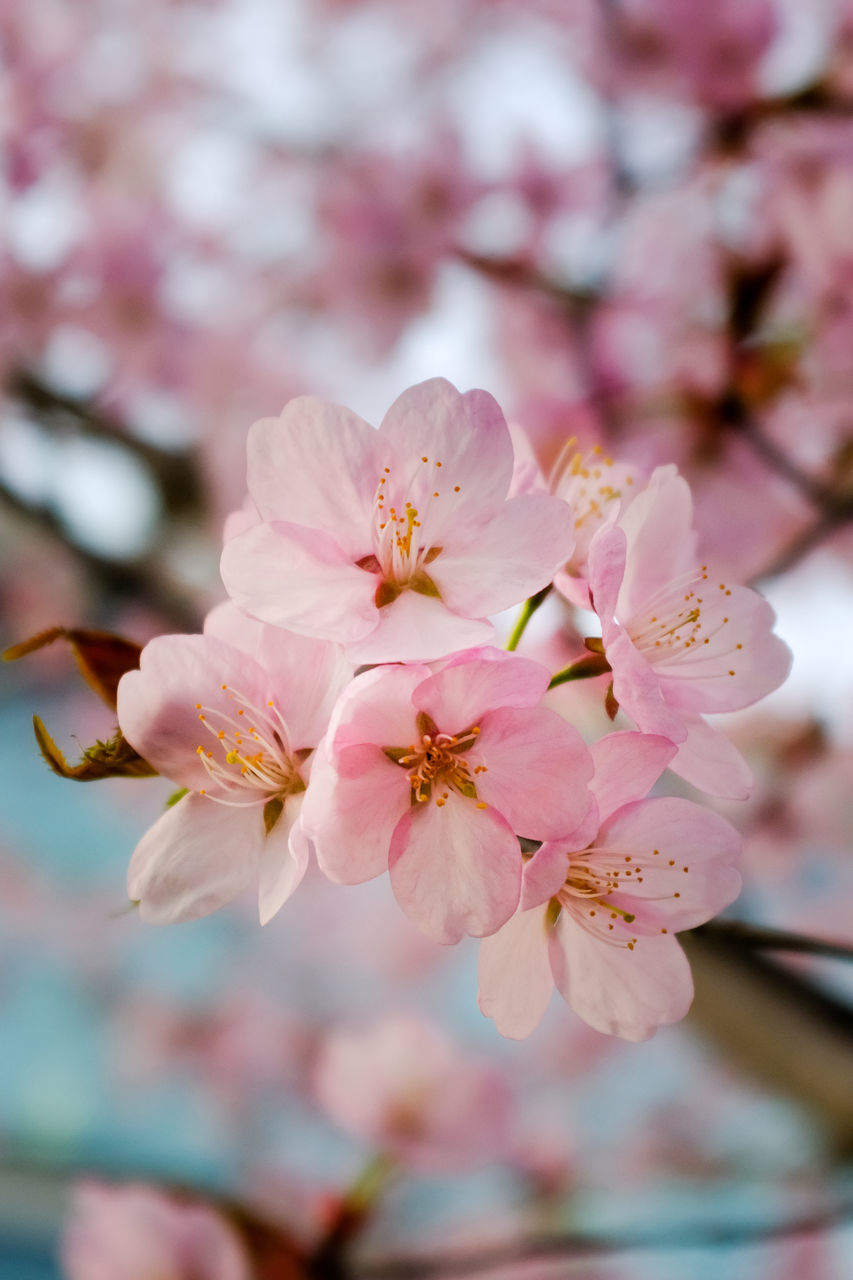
(587, 465, 792, 799)
(61, 1180, 251, 1280)
(478, 732, 742, 1041)
(116, 604, 351, 925)
(302, 647, 594, 944)
(219, 378, 576, 664)
(550, 440, 645, 609)
(314, 1014, 512, 1172)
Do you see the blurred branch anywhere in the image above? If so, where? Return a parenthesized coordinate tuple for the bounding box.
(0, 473, 203, 632)
(753, 503, 853, 580)
(453, 249, 594, 316)
(698, 920, 853, 963)
(713, 85, 853, 154)
(8, 367, 204, 519)
(682, 931, 853, 1149)
(357, 1198, 853, 1280)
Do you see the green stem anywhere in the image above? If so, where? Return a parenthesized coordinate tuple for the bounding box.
(343, 1151, 397, 1214)
(313, 1151, 397, 1271)
(548, 654, 611, 689)
(506, 586, 553, 652)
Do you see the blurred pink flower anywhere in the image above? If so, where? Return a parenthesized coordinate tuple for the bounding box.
(220, 378, 575, 664)
(551, 442, 646, 608)
(478, 731, 742, 1040)
(117, 604, 350, 924)
(587, 465, 791, 798)
(314, 1014, 512, 1172)
(61, 1180, 250, 1280)
(302, 647, 594, 943)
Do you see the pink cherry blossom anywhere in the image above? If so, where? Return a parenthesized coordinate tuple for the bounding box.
(478, 732, 742, 1041)
(219, 378, 576, 664)
(550, 441, 646, 609)
(314, 1014, 512, 1172)
(301, 647, 594, 944)
(586, 465, 792, 799)
(116, 604, 351, 925)
(61, 1180, 251, 1280)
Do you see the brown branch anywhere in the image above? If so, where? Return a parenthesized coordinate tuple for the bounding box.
(356, 1199, 853, 1280)
(0, 474, 203, 633)
(7, 368, 204, 519)
(697, 921, 853, 963)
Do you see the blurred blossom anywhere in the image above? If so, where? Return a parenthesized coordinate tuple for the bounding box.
(314, 1014, 513, 1171)
(60, 1180, 251, 1280)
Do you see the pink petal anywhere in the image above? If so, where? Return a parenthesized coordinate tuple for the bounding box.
(605, 628, 688, 743)
(478, 907, 555, 1039)
(325, 662, 429, 754)
(203, 600, 265, 649)
(616, 466, 699, 620)
(522, 835, 588, 909)
(345, 590, 494, 665)
(589, 731, 677, 824)
(549, 914, 694, 1040)
(204, 603, 353, 748)
(586, 522, 626, 625)
(667, 711, 753, 800)
(597, 796, 742, 932)
(247, 397, 392, 556)
(473, 705, 594, 840)
(553, 567, 593, 610)
(257, 794, 310, 925)
(379, 378, 514, 516)
(118, 634, 269, 790)
(256, 633, 352, 750)
(303, 743, 411, 884)
(428, 494, 575, 617)
(389, 792, 522, 943)
(128, 793, 259, 923)
(220, 521, 377, 643)
(222, 496, 259, 541)
(655, 586, 791, 714)
(414, 651, 551, 734)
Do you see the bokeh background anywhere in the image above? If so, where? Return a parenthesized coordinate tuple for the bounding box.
(2, 0, 853, 1276)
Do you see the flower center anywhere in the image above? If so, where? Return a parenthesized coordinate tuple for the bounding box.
(549, 439, 635, 558)
(625, 565, 742, 677)
(355, 456, 464, 607)
(385, 714, 487, 808)
(194, 684, 306, 809)
(549, 842, 690, 949)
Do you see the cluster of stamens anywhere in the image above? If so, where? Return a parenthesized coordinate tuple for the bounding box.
(627, 566, 742, 677)
(366, 456, 462, 591)
(391, 725, 487, 809)
(194, 683, 302, 807)
(551, 844, 691, 950)
(550, 440, 633, 537)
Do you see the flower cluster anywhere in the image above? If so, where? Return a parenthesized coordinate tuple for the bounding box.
(117, 378, 790, 1041)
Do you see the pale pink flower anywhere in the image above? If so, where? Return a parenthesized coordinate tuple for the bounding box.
(301, 647, 594, 944)
(117, 604, 351, 925)
(61, 1180, 250, 1280)
(478, 732, 742, 1041)
(220, 378, 576, 664)
(551, 441, 645, 609)
(587, 465, 792, 799)
(314, 1014, 512, 1172)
